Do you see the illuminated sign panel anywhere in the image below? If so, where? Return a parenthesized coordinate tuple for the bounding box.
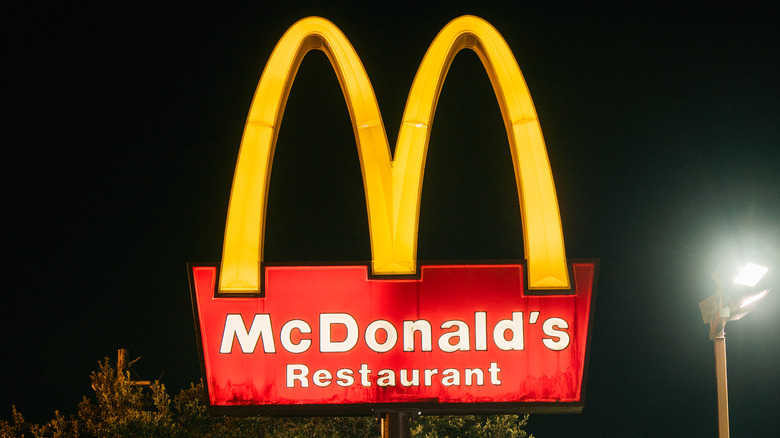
(190, 15, 597, 415)
(192, 264, 595, 414)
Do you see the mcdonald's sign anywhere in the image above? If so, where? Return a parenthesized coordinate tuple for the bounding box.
(189, 16, 598, 415)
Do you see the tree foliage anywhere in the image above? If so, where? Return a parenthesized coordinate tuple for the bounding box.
(1, 358, 533, 437)
(413, 414, 532, 438)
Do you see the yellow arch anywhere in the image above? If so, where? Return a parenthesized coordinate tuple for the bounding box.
(219, 16, 569, 293)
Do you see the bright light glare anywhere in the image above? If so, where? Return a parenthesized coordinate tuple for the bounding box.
(740, 289, 769, 308)
(733, 263, 769, 287)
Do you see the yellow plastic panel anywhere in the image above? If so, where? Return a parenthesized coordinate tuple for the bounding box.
(219, 16, 569, 293)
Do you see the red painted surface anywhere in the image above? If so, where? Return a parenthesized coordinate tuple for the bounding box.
(191, 263, 595, 408)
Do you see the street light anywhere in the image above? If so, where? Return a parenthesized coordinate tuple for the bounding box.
(699, 258, 771, 438)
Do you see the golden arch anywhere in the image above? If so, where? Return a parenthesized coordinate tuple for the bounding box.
(220, 16, 569, 293)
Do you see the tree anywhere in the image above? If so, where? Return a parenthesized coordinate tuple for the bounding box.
(1, 358, 534, 437)
(413, 414, 532, 438)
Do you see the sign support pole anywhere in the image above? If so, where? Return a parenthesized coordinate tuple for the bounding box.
(380, 412, 412, 438)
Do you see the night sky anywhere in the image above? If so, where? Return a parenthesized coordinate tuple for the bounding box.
(5, 2, 779, 437)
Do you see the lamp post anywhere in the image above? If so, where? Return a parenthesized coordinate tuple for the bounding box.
(699, 261, 770, 438)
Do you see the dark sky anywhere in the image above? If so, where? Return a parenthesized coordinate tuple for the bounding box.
(5, 2, 779, 436)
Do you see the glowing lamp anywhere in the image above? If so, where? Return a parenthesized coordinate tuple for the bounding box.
(733, 263, 768, 287)
(739, 289, 769, 309)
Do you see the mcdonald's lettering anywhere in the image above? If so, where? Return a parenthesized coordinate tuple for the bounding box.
(218, 311, 571, 356)
(190, 16, 597, 415)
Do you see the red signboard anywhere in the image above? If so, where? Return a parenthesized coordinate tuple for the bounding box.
(190, 262, 596, 414)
